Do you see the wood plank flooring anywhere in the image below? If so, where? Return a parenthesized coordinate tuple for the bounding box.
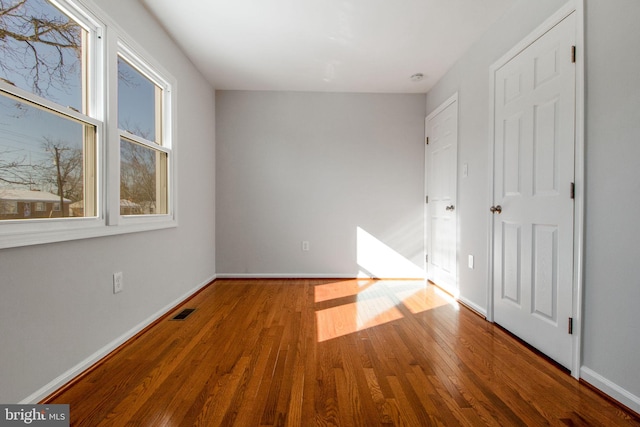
(46, 279, 640, 426)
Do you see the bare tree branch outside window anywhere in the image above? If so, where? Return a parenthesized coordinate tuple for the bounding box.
(0, 0, 82, 104)
(41, 137, 82, 214)
(120, 139, 158, 214)
(0, 148, 35, 185)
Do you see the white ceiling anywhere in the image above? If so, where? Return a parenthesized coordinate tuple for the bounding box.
(141, 0, 516, 93)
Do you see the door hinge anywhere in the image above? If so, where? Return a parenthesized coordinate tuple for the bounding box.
(571, 45, 576, 63)
(568, 317, 573, 334)
(426, 136, 430, 145)
(571, 182, 575, 199)
(425, 195, 429, 204)
(425, 254, 429, 263)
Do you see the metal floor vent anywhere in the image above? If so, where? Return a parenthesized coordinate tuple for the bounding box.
(171, 308, 196, 321)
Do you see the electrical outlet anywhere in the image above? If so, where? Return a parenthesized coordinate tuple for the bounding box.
(468, 255, 474, 269)
(301, 241, 310, 251)
(113, 272, 123, 294)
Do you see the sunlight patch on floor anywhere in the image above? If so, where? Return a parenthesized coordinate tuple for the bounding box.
(314, 278, 376, 303)
(313, 226, 456, 342)
(387, 280, 458, 314)
(316, 296, 404, 342)
(432, 286, 460, 311)
(314, 279, 461, 341)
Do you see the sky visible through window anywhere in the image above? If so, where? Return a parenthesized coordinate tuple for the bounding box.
(118, 57, 157, 143)
(0, 95, 84, 166)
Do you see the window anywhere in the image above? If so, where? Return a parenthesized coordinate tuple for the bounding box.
(117, 49, 171, 217)
(1, 201, 18, 215)
(0, 0, 176, 249)
(0, 0, 98, 222)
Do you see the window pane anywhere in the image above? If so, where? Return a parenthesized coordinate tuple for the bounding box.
(0, 0, 85, 111)
(120, 138, 167, 215)
(0, 201, 18, 215)
(0, 93, 96, 220)
(118, 58, 159, 143)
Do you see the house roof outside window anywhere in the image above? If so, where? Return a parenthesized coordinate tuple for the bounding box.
(0, 189, 71, 203)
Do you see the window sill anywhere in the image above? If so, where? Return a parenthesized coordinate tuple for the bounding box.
(0, 216, 177, 249)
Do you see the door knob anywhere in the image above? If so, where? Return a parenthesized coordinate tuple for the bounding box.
(490, 205, 502, 214)
(446, 205, 455, 211)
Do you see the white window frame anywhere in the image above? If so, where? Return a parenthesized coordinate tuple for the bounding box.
(115, 41, 175, 226)
(0, 0, 105, 248)
(0, 0, 177, 249)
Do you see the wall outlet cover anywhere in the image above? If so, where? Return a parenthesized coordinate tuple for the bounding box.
(113, 272, 124, 294)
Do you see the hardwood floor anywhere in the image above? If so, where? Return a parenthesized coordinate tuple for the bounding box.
(46, 279, 640, 426)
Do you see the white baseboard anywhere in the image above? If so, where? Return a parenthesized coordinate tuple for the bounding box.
(458, 296, 487, 318)
(20, 274, 216, 404)
(215, 273, 425, 280)
(426, 281, 488, 318)
(215, 273, 358, 279)
(580, 366, 640, 415)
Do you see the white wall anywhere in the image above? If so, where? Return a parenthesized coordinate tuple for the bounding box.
(216, 91, 426, 278)
(0, 0, 217, 403)
(426, 0, 640, 412)
(579, 0, 640, 411)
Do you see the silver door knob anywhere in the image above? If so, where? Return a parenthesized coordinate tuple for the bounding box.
(445, 205, 455, 211)
(490, 205, 502, 214)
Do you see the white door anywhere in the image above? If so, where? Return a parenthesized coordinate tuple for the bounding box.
(426, 95, 458, 296)
(492, 13, 576, 368)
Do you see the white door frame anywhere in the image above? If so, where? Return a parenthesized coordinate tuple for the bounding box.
(425, 92, 458, 295)
(487, 0, 585, 379)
